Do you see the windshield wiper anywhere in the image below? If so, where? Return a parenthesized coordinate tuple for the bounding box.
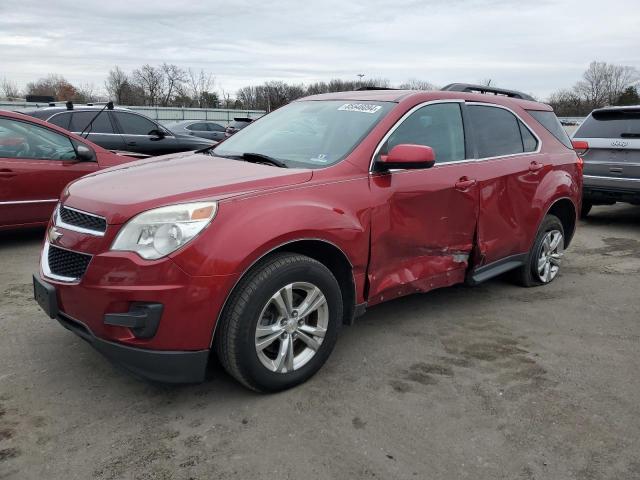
(241, 152, 288, 168)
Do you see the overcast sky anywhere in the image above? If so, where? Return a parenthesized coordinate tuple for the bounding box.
(1, 0, 639, 99)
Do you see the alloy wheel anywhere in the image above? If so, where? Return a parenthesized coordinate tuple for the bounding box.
(536, 229, 564, 283)
(254, 282, 329, 373)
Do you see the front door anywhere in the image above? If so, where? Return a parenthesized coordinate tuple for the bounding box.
(367, 102, 479, 305)
(113, 111, 176, 155)
(0, 116, 98, 228)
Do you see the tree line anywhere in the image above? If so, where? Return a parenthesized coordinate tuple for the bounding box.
(1, 61, 637, 116)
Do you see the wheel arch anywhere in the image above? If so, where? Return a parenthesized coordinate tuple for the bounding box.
(543, 197, 578, 247)
(210, 238, 357, 348)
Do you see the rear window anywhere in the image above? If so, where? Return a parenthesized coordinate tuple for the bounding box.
(574, 110, 640, 139)
(527, 110, 572, 148)
(228, 120, 250, 129)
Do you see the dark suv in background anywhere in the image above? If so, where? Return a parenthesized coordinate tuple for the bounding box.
(26, 106, 215, 156)
(572, 106, 640, 216)
(225, 117, 253, 137)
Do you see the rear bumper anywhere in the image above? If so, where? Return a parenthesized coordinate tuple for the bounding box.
(583, 175, 640, 204)
(57, 309, 209, 384)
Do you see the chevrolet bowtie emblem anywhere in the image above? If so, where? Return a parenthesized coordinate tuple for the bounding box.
(48, 226, 63, 243)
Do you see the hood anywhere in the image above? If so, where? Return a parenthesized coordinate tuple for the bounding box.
(63, 152, 313, 224)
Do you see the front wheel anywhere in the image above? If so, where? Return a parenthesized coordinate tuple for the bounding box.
(215, 253, 343, 392)
(515, 214, 565, 287)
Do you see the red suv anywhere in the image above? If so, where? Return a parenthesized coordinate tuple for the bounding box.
(33, 85, 581, 391)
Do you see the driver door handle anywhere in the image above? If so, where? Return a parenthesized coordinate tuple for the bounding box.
(529, 161, 544, 172)
(455, 177, 477, 191)
(0, 168, 17, 178)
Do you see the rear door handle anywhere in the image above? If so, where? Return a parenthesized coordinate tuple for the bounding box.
(455, 177, 477, 191)
(126, 141, 137, 146)
(529, 161, 544, 172)
(0, 168, 16, 178)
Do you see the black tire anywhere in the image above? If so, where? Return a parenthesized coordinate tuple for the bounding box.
(514, 214, 565, 287)
(580, 200, 592, 219)
(215, 252, 343, 392)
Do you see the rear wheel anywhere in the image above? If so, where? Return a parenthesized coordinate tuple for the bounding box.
(515, 214, 565, 287)
(215, 253, 342, 392)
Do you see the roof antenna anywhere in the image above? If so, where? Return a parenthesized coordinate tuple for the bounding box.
(80, 101, 115, 139)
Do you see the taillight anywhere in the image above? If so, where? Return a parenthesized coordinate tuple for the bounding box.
(572, 140, 589, 156)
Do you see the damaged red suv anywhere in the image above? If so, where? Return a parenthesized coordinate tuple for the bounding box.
(33, 84, 581, 391)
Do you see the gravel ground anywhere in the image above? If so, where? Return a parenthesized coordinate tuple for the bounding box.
(1, 204, 639, 480)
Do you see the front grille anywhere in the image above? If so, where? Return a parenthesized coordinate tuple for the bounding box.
(48, 245, 92, 279)
(59, 206, 107, 234)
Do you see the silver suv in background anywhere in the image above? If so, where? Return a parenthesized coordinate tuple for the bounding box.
(572, 106, 640, 217)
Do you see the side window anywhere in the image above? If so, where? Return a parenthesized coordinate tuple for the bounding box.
(0, 117, 77, 160)
(468, 105, 524, 158)
(519, 121, 538, 152)
(69, 111, 115, 134)
(115, 113, 158, 135)
(380, 103, 466, 163)
(208, 123, 225, 132)
(187, 123, 207, 131)
(48, 112, 71, 130)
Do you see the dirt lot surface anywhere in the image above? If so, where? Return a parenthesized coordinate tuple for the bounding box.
(1, 204, 639, 480)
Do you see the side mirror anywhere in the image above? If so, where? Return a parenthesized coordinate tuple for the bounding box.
(75, 144, 95, 162)
(376, 144, 436, 170)
(148, 128, 166, 139)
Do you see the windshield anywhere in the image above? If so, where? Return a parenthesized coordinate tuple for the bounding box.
(574, 110, 640, 138)
(213, 100, 394, 168)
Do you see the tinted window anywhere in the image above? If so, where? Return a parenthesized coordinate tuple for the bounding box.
(207, 123, 225, 132)
(114, 112, 158, 135)
(70, 111, 115, 134)
(48, 112, 71, 130)
(469, 105, 523, 158)
(228, 120, 251, 129)
(527, 110, 572, 148)
(519, 121, 538, 152)
(0, 117, 76, 160)
(573, 110, 640, 139)
(381, 103, 466, 163)
(186, 123, 207, 131)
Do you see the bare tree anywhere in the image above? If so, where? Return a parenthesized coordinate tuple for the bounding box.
(574, 61, 610, 109)
(398, 79, 436, 90)
(603, 64, 638, 105)
(105, 66, 129, 104)
(161, 63, 187, 106)
(1, 77, 21, 99)
(132, 64, 166, 106)
(75, 83, 97, 103)
(26, 74, 78, 101)
(187, 68, 215, 108)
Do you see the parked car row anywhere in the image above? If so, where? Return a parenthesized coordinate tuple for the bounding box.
(26, 105, 216, 156)
(31, 84, 584, 391)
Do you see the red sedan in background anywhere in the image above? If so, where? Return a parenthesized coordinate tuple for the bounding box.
(0, 110, 138, 231)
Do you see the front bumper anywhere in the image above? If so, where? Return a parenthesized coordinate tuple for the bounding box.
(34, 274, 209, 383)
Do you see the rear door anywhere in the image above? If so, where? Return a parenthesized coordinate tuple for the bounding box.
(367, 101, 479, 303)
(0, 116, 98, 228)
(68, 111, 126, 152)
(112, 111, 177, 155)
(466, 103, 545, 265)
(573, 109, 640, 189)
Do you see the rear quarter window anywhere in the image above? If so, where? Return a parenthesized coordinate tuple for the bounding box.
(527, 110, 572, 148)
(468, 105, 525, 158)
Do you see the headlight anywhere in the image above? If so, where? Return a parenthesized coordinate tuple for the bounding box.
(111, 202, 217, 260)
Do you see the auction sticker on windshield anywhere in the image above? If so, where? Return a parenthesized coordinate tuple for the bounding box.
(338, 103, 382, 114)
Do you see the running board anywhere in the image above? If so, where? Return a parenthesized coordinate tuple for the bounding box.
(468, 254, 527, 285)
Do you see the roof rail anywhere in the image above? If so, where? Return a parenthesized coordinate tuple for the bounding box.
(356, 86, 398, 91)
(441, 83, 535, 101)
